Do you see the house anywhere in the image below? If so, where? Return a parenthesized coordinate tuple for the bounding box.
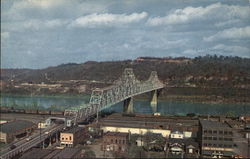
(0, 120, 36, 143)
(60, 127, 86, 147)
(102, 132, 129, 153)
(167, 138, 199, 157)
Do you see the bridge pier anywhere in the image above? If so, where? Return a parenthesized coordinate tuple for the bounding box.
(150, 90, 159, 113)
(123, 97, 134, 113)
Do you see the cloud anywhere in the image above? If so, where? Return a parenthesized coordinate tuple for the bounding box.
(147, 3, 250, 26)
(212, 44, 250, 57)
(1, 32, 10, 39)
(203, 26, 250, 41)
(69, 12, 148, 28)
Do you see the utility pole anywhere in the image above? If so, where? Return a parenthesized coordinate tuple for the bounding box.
(39, 120, 42, 149)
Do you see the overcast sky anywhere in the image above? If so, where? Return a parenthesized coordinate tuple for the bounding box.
(1, 0, 250, 69)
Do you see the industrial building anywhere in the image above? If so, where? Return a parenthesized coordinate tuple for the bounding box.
(99, 113, 198, 138)
(198, 119, 236, 157)
(0, 120, 36, 143)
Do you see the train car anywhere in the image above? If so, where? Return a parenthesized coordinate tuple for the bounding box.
(0, 106, 11, 113)
(51, 110, 64, 116)
(14, 109, 25, 113)
(25, 109, 38, 114)
(38, 110, 51, 115)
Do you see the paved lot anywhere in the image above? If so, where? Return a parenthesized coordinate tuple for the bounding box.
(0, 113, 51, 123)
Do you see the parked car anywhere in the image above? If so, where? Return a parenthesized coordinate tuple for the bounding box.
(10, 144, 16, 150)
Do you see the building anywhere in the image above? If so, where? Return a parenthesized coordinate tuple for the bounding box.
(170, 131, 184, 139)
(102, 132, 129, 153)
(99, 113, 198, 138)
(199, 119, 236, 157)
(167, 138, 199, 157)
(60, 127, 86, 147)
(0, 120, 36, 143)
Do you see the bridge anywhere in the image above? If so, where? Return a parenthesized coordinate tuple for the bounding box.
(64, 68, 165, 123)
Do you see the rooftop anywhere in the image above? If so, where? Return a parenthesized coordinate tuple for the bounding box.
(104, 131, 129, 137)
(0, 120, 35, 134)
(20, 148, 53, 159)
(199, 119, 230, 129)
(52, 148, 81, 158)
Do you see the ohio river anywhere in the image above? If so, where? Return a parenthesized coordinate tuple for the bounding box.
(1, 95, 249, 116)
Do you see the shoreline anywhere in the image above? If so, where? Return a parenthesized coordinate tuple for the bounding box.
(1, 93, 250, 106)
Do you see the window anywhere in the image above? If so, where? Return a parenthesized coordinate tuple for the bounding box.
(208, 130, 212, 134)
(213, 137, 217, 140)
(62, 138, 64, 140)
(213, 144, 217, 147)
(204, 137, 208, 140)
(111, 139, 113, 143)
(219, 131, 223, 134)
(204, 130, 208, 134)
(218, 144, 223, 147)
(115, 139, 117, 144)
(229, 131, 233, 135)
(224, 131, 228, 135)
(123, 140, 125, 144)
(213, 130, 217, 134)
(204, 143, 207, 146)
(219, 137, 223, 140)
(66, 138, 68, 140)
(69, 136, 72, 140)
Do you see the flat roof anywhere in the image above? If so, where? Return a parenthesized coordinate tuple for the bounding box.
(52, 148, 81, 158)
(199, 119, 230, 129)
(0, 120, 35, 134)
(20, 148, 53, 159)
(104, 132, 129, 137)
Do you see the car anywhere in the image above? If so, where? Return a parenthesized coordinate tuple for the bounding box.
(10, 144, 16, 150)
(26, 137, 32, 141)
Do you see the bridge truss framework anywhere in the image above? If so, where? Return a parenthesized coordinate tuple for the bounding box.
(64, 68, 164, 122)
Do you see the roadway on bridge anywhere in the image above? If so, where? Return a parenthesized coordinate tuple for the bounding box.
(0, 124, 65, 159)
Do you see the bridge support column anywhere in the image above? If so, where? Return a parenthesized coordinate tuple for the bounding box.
(123, 97, 134, 113)
(150, 90, 158, 113)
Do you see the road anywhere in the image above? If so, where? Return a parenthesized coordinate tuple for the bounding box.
(0, 124, 65, 159)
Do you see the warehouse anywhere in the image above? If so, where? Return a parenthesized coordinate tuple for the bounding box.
(0, 120, 36, 143)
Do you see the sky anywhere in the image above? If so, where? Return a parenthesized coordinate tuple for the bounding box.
(1, 0, 250, 69)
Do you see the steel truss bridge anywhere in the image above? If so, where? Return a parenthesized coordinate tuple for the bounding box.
(64, 68, 164, 123)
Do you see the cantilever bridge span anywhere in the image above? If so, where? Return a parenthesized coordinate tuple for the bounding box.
(64, 68, 164, 122)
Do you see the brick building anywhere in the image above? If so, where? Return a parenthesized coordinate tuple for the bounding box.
(60, 127, 86, 147)
(102, 132, 129, 153)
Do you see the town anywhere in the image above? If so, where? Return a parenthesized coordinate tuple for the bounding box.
(0, 110, 250, 158)
(0, 68, 249, 158)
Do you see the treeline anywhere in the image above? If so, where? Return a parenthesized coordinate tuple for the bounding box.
(2, 55, 250, 88)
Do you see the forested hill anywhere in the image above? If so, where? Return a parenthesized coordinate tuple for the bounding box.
(2, 55, 250, 88)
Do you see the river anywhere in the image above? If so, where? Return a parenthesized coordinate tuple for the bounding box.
(1, 94, 249, 116)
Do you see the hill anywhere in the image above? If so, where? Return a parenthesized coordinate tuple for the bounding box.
(1, 55, 250, 104)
